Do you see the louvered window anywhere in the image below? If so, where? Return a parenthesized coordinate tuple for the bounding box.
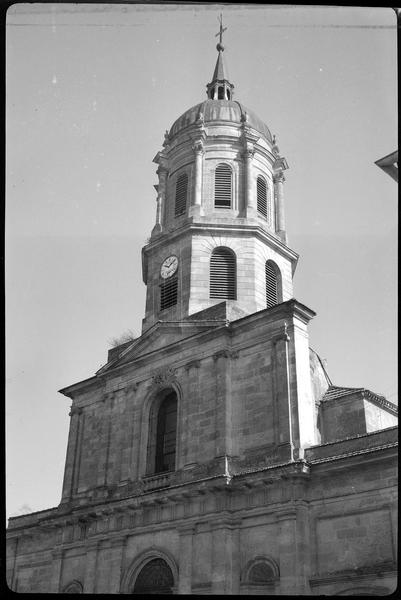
(210, 247, 236, 299)
(155, 392, 177, 474)
(160, 277, 178, 310)
(257, 176, 268, 219)
(214, 164, 232, 208)
(174, 173, 188, 217)
(265, 261, 280, 307)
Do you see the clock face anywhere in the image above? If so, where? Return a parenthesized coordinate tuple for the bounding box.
(160, 255, 178, 279)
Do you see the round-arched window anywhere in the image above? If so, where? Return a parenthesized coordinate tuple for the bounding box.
(248, 562, 275, 583)
(133, 558, 174, 594)
(210, 247, 237, 300)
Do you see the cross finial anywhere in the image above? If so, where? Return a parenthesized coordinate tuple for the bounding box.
(215, 13, 227, 51)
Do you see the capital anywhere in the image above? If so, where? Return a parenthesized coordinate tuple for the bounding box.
(156, 164, 169, 177)
(273, 171, 285, 184)
(192, 140, 204, 155)
(69, 406, 82, 417)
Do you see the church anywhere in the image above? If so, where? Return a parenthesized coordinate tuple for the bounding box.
(7, 23, 398, 595)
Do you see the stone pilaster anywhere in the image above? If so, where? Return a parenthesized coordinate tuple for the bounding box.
(49, 548, 64, 593)
(211, 517, 241, 594)
(177, 525, 195, 594)
(108, 538, 126, 593)
(190, 141, 204, 217)
(182, 360, 201, 467)
(213, 350, 238, 458)
(152, 163, 169, 235)
(83, 541, 99, 593)
(273, 171, 287, 243)
(277, 502, 311, 595)
(244, 145, 257, 218)
(60, 406, 83, 502)
(271, 328, 294, 462)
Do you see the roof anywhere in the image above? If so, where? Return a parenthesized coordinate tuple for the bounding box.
(322, 385, 398, 414)
(212, 50, 230, 82)
(169, 99, 273, 141)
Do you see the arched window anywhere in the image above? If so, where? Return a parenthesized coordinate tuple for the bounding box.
(248, 562, 275, 583)
(210, 247, 236, 300)
(257, 176, 268, 219)
(241, 557, 279, 595)
(153, 391, 178, 474)
(174, 173, 188, 217)
(214, 164, 232, 208)
(133, 558, 174, 595)
(265, 260, 281, 307)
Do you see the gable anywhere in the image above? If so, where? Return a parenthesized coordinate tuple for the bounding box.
(97, 319, 225, 374)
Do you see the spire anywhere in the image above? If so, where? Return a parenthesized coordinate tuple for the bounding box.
(206, 14, 234, 100)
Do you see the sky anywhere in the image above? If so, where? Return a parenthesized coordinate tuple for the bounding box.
(6, 4, 398, 520)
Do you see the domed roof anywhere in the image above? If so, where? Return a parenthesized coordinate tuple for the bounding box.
(169, 100, 273, 142)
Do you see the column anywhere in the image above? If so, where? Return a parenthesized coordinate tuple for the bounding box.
(277, 501, 311, 595)
(211, 518, 241, 594)
(49, 548, 64, 593)
(277, 509, 297, 594)
(274, 171, 287, 242)
(213, 350, 237, 458)
(152, 165, 168, 235)
(244, 144, 256, 217)
(190, 141, 204, 217)
(83, 542, 99, 593)
(271, 328, 295, 462)
(177, 525, 195, 594)
(60, 406, 82, 502)
(108, 538, 126, 593)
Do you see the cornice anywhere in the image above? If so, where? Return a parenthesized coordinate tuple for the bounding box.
(143, 221, 299, 267)
(58, 376, 102, 399)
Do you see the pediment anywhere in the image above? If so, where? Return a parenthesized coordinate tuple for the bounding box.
(97, 320, 221, 374)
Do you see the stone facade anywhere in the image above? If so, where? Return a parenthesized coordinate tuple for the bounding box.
(7, 33, 397, 595)
(6, 300, 398, 594)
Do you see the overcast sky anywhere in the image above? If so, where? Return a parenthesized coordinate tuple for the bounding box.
(6, 4, 397, 520)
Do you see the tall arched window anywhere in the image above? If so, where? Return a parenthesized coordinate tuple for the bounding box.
(265, 260, 281, 307)
(174, 173, 188, 217)
(154, 391, 178, 473)
(257, 176, 268, 219)
(133, 558, 174, 595)
(214, 163, 232, 208)
(210, 247, 236, 300)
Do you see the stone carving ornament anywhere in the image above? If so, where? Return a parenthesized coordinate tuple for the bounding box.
(151, 367, 177, 387)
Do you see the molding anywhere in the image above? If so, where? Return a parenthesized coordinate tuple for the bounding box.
(212, 349, 239, 361)
(310, 562, 396, 586)
(184, 359, 201, 371)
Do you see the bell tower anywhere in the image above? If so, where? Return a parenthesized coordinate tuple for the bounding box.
(141, 21, 298, 333)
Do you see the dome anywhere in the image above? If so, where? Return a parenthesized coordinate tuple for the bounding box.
(169, 100, 273, 143)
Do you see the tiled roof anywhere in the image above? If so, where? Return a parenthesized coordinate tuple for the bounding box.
(322, 385, 365, 401)
(322, 385, 398, 414)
